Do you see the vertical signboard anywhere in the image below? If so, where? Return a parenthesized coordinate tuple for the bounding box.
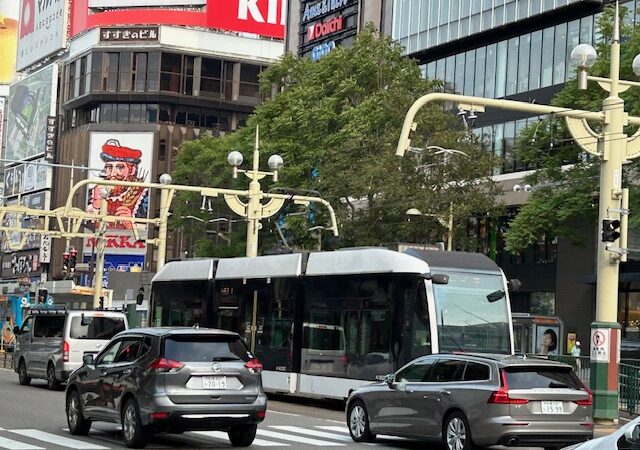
(17, 0, 68, 71)
(0, 0, 19, 83)
(298, 0, 356, 60)
(4, 64, 58, 161)
(84, 132, 153, 273)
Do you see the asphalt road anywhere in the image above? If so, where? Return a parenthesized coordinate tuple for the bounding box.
(0, 368, 600, 450)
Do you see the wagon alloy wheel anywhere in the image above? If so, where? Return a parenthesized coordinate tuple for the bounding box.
(350, 405, 366, 438)
(444, 412, 475, 450)
(347, 400, 376, 443)
(47, 364, 61, 390)
(68, 396, 79, 430)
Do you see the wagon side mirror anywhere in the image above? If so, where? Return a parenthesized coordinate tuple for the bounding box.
(385, 373, 395, 388)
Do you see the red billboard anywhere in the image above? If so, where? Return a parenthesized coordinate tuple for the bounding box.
(70, 0, 286, 39)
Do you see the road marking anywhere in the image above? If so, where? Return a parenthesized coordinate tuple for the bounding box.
(0, 436, 44, 450)
(191, 431, 286, 447)
(316, 426, 349, 434)
(270, 426, 353, 442)
(268, 410, 301, 417)
(257, 429, 344, 446)
(9, 430, 108, 450)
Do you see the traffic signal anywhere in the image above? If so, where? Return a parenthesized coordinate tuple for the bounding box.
(69, 249, 77, 273)
(62, 251, 70, 273)
(98, 296, 104, 310)
(136, 287, 145, 305)
(602, 219, 621, 242)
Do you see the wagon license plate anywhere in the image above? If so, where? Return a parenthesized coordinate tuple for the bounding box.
(202, 376, 227, 389)
(541, 401, 564, 414)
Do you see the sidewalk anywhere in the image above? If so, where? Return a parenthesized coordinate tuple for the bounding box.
(594, 413, 634, 438)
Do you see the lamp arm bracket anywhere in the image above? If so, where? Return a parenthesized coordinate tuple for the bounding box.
(243, 171, 267, 180)
(224, 194, 248, 217)
(565, 117, 600, 157)
(259, 198, 286, 219)
(624, 127, 640, 160)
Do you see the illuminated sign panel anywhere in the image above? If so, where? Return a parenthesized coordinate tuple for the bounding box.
(71, 0, 286, 39)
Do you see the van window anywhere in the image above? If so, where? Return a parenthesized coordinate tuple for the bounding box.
(70, 316, 126, 340)
(33, 315, 65, 338)
(163, 335, 252, 362)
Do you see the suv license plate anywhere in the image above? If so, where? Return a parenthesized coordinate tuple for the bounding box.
(541, 401, 564, 414)
(202, 376, 227, 389)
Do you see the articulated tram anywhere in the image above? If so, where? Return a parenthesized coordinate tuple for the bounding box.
(150, 248, 515, 399)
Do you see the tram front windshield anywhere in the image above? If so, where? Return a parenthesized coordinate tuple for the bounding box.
(432, 271, 511, 354)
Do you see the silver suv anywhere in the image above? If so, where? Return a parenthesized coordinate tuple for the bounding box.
(14, 308, 128, 389)
(65, 327, 267, 448)
(346, 353, 593, 450)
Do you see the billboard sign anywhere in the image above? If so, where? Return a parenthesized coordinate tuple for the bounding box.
(84, 132, 153, 257)
(4, 64, 58, 161)
(99, 26, 159, 42)
(70, 0, 285, 39)
(3, 158, 51, 198)
(0, 0, 19, 83)
(2, 190, 50, 253)
(17, 0, 68, 71)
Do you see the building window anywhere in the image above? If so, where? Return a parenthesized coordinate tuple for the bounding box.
(78, 56, 88, 96)
(147, 52, 160, 91)
(133, 52, 148, 92)
(565, 19, 580, 82)
(119, 52, 132, 92)
(65, 62, 75, 102)
(541, 26, 554, 87)
(91, 51, 103, 92)
(223, 61, 235, 100)
(474, 46, 486, 97)
(517, 33, 530, 93)
(506, 37, 519, 96)
(496, 40, 508, 98)
(106, 52, 119, 92)
(183, 55, 195, 95)
(485, 43, 497, 98)
(529, 30, 542, 90)
(160, 52, 182, 93)
(553, 23, 567, 85)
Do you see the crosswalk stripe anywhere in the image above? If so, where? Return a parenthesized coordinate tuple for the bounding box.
(191, 431, 286, 447)
(257, 429, 344, 446)
(316, 425, 350, 434)
(0, 435, 44, 450)
(270, 426, 353, 442)
(9, 430, 108, 450)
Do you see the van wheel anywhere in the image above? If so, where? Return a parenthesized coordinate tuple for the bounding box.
(67, 390, 91, 435)
(122, 398, 148, 448)
(47, 363, 62, 390)
(18, 359, 30, 386)
(443, 411, 476, 450)
(228, 424, 257, 447)
(347, 400, 376, 443)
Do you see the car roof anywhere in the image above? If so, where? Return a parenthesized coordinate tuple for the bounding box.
(117, 327, 240, 338)
(432, 353, 574, 369)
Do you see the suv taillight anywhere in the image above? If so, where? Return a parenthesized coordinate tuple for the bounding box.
(574, 380, 593, 406)
(147, 357, 184, 373)
(245, 358, 263, 374)
(62, 341, 69, 362)
(487, 369, 529, 405)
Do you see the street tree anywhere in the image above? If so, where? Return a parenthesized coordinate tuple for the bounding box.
(505, 6, 640, 253)
(172, 27, 502, 256)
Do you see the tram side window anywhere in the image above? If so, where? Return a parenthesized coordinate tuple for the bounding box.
(302, 276, 393, 380)
(411, 281, 432, 358)
(153, 280, 209, 327)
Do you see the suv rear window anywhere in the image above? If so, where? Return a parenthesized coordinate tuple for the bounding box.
(505, 366, 582, 390)
(163, 335, 252, 362)
(70, 316, 126, 340)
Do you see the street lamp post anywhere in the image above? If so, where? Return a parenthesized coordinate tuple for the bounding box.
(395, 1, 640, 422)
(92, 187, 109, 309)
(226, 125, 286, 258)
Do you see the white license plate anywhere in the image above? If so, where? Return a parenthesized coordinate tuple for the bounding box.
(541, 401, 564, 414)
(202, 376, 227, 389)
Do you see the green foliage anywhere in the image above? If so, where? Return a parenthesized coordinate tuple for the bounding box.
(505, 5, 640, 253)
(172, 26, 502, 255)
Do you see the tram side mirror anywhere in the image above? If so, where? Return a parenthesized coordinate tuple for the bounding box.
(420, 273, 449, 284)
(384, 373, 395, 388)
(487, 290, 506, 303)
(508, 279, 522, 292)
(625, 423, 640, 443)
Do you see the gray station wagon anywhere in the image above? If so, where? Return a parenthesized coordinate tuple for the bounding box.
(346, 353, 593, 450)
(65, 327, 267, 448)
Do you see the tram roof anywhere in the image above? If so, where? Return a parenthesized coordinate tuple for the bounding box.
(152, 248, 502, 283)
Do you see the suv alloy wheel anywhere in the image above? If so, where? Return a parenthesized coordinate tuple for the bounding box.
(122, 398, 148, 448)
